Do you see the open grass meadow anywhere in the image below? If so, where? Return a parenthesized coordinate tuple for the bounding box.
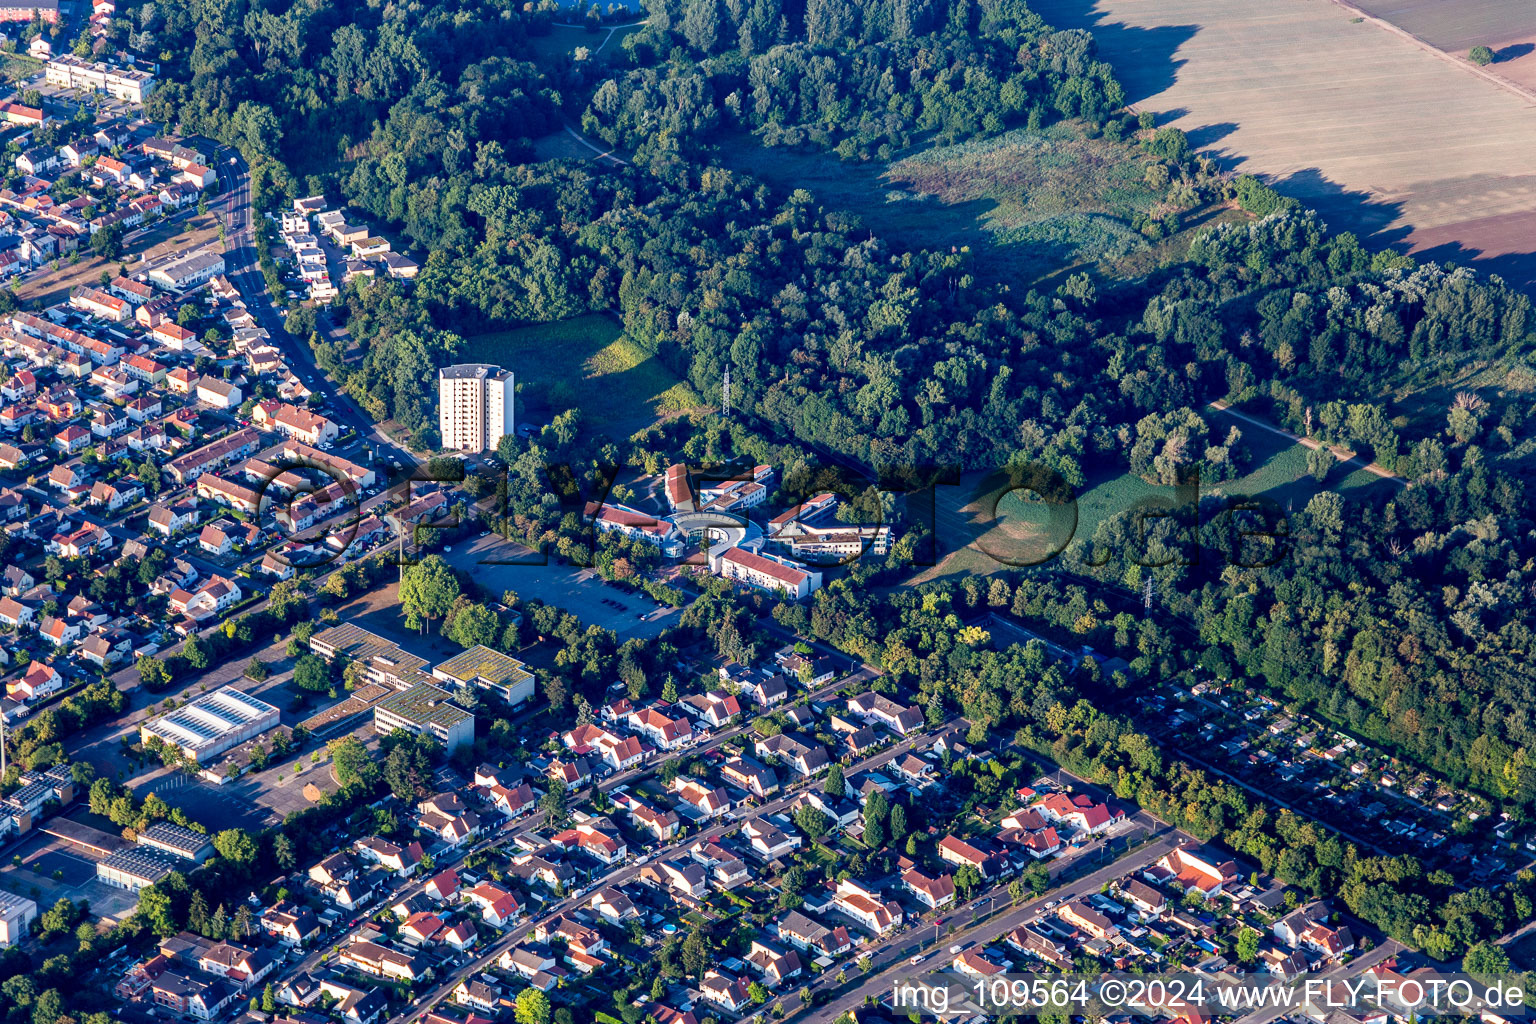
(458, 313, 703, 437)
(715, 121, 1235, 289)
(911, 410, 1398, 584)
(526, 20, 644, 65)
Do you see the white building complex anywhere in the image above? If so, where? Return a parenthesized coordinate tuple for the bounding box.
(431, 645, 535, 706)
(714, 545, 822, 600)
(147, 249, 226, 291)
(139, 686, 280, 763)
(0, 890, 37, 947)
(439, 363, 514, 453)
(44, 54, 155, 103)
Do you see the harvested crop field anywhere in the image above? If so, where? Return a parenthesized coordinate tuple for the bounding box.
(1345, 0, 1536, 92)
(1033, 0, 1536, 287)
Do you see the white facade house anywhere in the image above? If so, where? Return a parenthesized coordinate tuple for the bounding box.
(438, 363, 514, 453)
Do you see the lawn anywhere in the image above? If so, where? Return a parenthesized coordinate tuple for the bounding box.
(525, 24, 598, 63)
(457, 313, 704, 438)
(16, 210, 225, 308)
(912, 415, 1399, 584)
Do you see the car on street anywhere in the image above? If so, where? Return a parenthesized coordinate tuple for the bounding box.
(909, 954, 925, 965)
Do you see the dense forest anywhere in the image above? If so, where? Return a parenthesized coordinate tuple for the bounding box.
(137, 0, 1536, 820)
(584, 0, 1125, 163)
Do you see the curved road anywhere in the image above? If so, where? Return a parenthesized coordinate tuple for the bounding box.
(212, 148, 416, 473)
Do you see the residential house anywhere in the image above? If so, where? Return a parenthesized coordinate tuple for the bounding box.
(937, 834, 996, 878)
(627, 706, 694, 750)
(901, 868, 956, 910)
(846, 692, 924, 735)
(741, 818, 802, 861)
(721, 755, 779, 799)
(1032, 791, 1123, 835)
(832, 879, 903, 935)
(753, 733, 830, 776)
(1147, 844, 1240, 897)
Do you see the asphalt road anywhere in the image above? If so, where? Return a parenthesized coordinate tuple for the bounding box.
(211, 148, 413, 473)
(800, 824, 1183, 1022)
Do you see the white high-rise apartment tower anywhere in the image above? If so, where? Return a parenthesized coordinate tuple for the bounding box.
(438, 363, 515, 452)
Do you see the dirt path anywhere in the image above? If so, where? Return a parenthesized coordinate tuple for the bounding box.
(562, 123, 629, 166)
(1208, 400, 1405, 486)
(1324, 0, 1536, 107)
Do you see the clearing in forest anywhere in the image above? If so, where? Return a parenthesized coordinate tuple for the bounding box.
(910, 416, 1397, 584)
(715, 122, 1236, 288)
(458, 313, 703, 437)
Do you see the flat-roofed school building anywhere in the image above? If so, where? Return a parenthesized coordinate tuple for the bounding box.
(97, 847, 178, 891)
(431, 645, 534, 706)
(137, 822, 214, 863)
(139, 687, 280, 763)
(374, 683, 474, 751)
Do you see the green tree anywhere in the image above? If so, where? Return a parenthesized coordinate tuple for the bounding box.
(541, 776, 569, 826)
(862, 788, 889, 850)
(1470, 45, 1495, 65)
(793, 804, 830, 839)
(136, 883, 179, 937)
(31, 989, 65, 1024)
(681, 928, 711, 979)
(214, 828, 258, 866)
(824, 762, 845, 798)
(137, 654, 170, 688)
(889, 802, 908, 844)
(293, 653, 329, 692)
(187, 890, 209, 934)
(515, 987, 551, 1024)
(400, 555, 460, 633)
(1236, 927, 1260, 964)
(328, 736, 379, 789)
(446, 601, 499, 648)
(1464, 941, 1510, 974)
(272, 833, 296, 870)
(90, 223, 124, 259)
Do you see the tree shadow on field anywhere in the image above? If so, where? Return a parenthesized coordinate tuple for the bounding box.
(1496, 43, 1535, 63)
(1196, 165, 1536, 290)
(1029, 0, 1197, 105)
(1265, 167, 1410, 248)
(1183, 121, 1237, 151)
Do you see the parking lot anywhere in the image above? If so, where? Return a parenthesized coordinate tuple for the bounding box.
(441, 534, 683, 639)
(132, 769, 279, 832)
